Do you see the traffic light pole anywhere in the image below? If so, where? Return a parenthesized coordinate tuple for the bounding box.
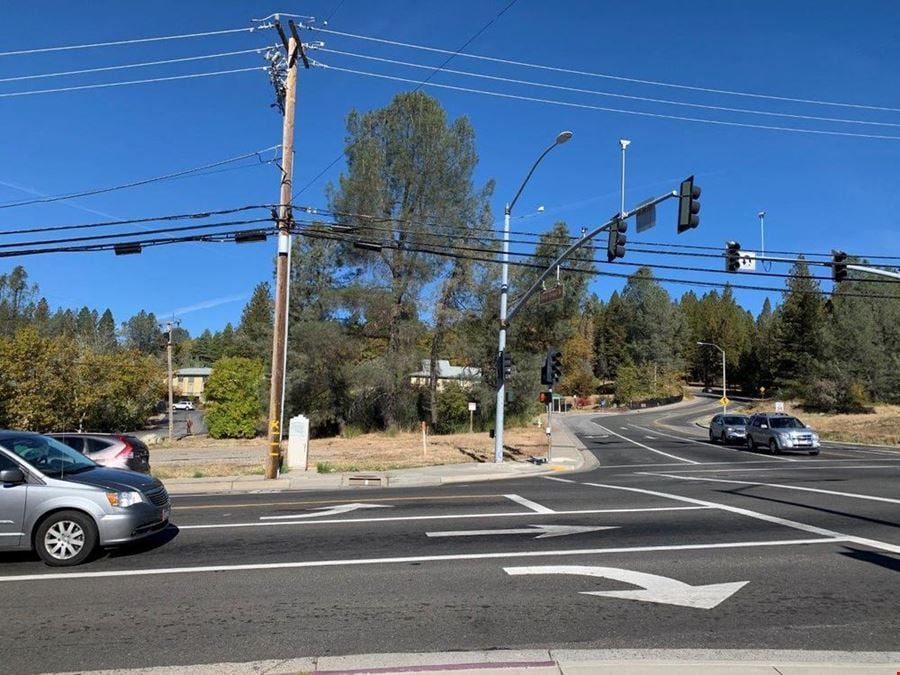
(506, 189, 677, 323)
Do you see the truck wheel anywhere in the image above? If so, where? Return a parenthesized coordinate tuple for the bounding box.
(34, 510, 98, 566)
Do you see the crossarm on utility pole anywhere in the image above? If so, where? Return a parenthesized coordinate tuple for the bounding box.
(506, 190, 676, 323)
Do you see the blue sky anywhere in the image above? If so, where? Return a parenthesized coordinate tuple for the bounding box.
(1, 1, 897, 335)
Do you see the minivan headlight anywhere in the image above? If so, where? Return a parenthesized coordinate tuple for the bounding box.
(106, 491, 144, 508)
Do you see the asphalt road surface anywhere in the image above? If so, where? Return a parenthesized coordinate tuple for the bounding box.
(2, 399, 898, 673)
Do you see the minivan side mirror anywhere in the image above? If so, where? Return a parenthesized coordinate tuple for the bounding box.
(0, 468, 25, 485)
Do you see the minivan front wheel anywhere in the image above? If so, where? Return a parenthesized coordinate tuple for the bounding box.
(35, 510, 98, 566)
(769, 439, 781, 455)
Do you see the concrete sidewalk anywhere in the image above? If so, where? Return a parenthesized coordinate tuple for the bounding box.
(162, 420, 592, 495)
(58, 649, 900, 674)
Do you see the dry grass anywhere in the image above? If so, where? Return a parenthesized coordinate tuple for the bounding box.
(740, 401, 900, 446)
(152, 463, 266, 479)
(151, 424, 550, 477)
(309, 426, 549, 472)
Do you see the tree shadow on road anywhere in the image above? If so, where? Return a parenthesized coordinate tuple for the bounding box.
(839, 547, 900, 573)
(716, 487, 900, 529)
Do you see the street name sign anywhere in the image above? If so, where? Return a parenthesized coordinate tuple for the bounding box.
(539, 284, 564, 304)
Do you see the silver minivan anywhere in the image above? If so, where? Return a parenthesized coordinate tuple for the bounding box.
(0, 431, 170, 566)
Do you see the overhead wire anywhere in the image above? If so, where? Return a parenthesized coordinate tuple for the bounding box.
(0, 66, 266, 99)
(292, 217, 899, 284)
(0, 204, 274, 236)
(293, 203, 900, 264)
(291, 0, 521, 199)
(0, 47, 270, 84)
(313, 63, 900, 142)
(0, 146, 281, 209)
(291, 224, 900, 300)
(0, 26, 260, 58)
(309, 25, 900, 114)
(316, 48, 900, 129)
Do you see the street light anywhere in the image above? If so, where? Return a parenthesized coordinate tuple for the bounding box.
(697, 341, 727, 413)
(494, 130, 573, 464)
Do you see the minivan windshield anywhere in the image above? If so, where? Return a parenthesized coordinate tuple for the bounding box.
(0, 434, 97, 478)
(770, 417, 807, 429)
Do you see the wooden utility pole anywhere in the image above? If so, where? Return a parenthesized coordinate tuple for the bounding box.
(265, 27, 299, 479)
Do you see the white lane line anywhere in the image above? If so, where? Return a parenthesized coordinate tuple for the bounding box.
(638, 465, 896, 475)
(589, 458, 900, 470)
(822, 445, 900, 457)
(649, 473, 900, 505)
(504, 494, 555, 514)
(628, 424, 797, 462)
(0, 537, 845, 583)
(545, 477, 900, 555)
(593, 423, 699, 464)
(177, 506, 710, 531)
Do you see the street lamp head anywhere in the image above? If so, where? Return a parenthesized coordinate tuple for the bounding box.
(556, 130, 573, 145)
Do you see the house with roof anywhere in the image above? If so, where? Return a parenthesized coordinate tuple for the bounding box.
(408, 360, 481, 391)
(173, 367, 213, 402)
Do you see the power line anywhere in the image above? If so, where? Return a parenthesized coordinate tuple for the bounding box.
(0, 226, 279, 259)
(295, 217, 899, 285)
(0, 48, 269, 84)
(0, 26, 259, 58)
(0, 204, 274, 237)
(293, 203, 900, 263)
(292, 225, 900, 300)
(317, 48, 900, 129)
(0, 217, 274, 250)
(309, 25, 900, 114)
(0, 146, 281, 209)
(315, 63, 900, 142)
(0, 66, 265, 99)
(291, 0, 520, 199)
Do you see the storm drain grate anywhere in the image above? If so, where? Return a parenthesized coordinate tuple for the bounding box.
(343, 473, 387, 487)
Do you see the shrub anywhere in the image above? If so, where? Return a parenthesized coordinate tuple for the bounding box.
(205, 357, 265, 438)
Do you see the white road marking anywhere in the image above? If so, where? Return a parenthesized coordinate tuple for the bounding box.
(505, 565, 748, 609)
(628, 424, 797, 462)
(645, 436, 657, 440)
(178, 506, 710, 531)
(545, 477, 900, 555)
(822, 445, 900, 457)
(593, 423, 699, 464)
(638, 465, 895, 475)
(585, 457, 900, 469)
(0, 537, 844, 583)
(650, 473, 900, 505)
(426, 524, 617, 539)
(260, 503, 392, 520)
(504, 494, 555, 514)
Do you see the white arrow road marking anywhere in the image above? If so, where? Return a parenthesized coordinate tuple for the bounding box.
(426, 525, 617, 539)
(260, 503, 393, 520)
(504, 565, 748, 609)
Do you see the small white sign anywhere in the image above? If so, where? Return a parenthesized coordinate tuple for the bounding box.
(738, 251, 757, 271)
(468, 401, 477, 412)
(775, 401, 784, 413)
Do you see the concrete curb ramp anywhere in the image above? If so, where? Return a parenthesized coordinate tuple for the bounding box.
(55, 649, 900, 674)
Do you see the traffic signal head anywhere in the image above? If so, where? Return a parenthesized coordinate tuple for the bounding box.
(677, 176, 701, 233)
(550, 348, 562, 383)
(497, 350, 512, 384)
(538, 391, 552, 404)
(606, 218, 628, 262)
(725, 241, 741, 273)
(832, 250, 848, 283)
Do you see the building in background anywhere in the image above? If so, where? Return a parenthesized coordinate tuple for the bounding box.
(173, 367, 213, 402)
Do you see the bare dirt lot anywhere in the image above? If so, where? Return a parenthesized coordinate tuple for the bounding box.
(151, 425, 550, 479)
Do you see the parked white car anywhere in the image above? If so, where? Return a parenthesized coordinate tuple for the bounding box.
(172, 401, 194, 411)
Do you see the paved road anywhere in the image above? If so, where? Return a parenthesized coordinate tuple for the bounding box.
(2, 399, 898, 673)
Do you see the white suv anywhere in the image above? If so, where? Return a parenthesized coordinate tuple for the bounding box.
(172, 401, 194, 411)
